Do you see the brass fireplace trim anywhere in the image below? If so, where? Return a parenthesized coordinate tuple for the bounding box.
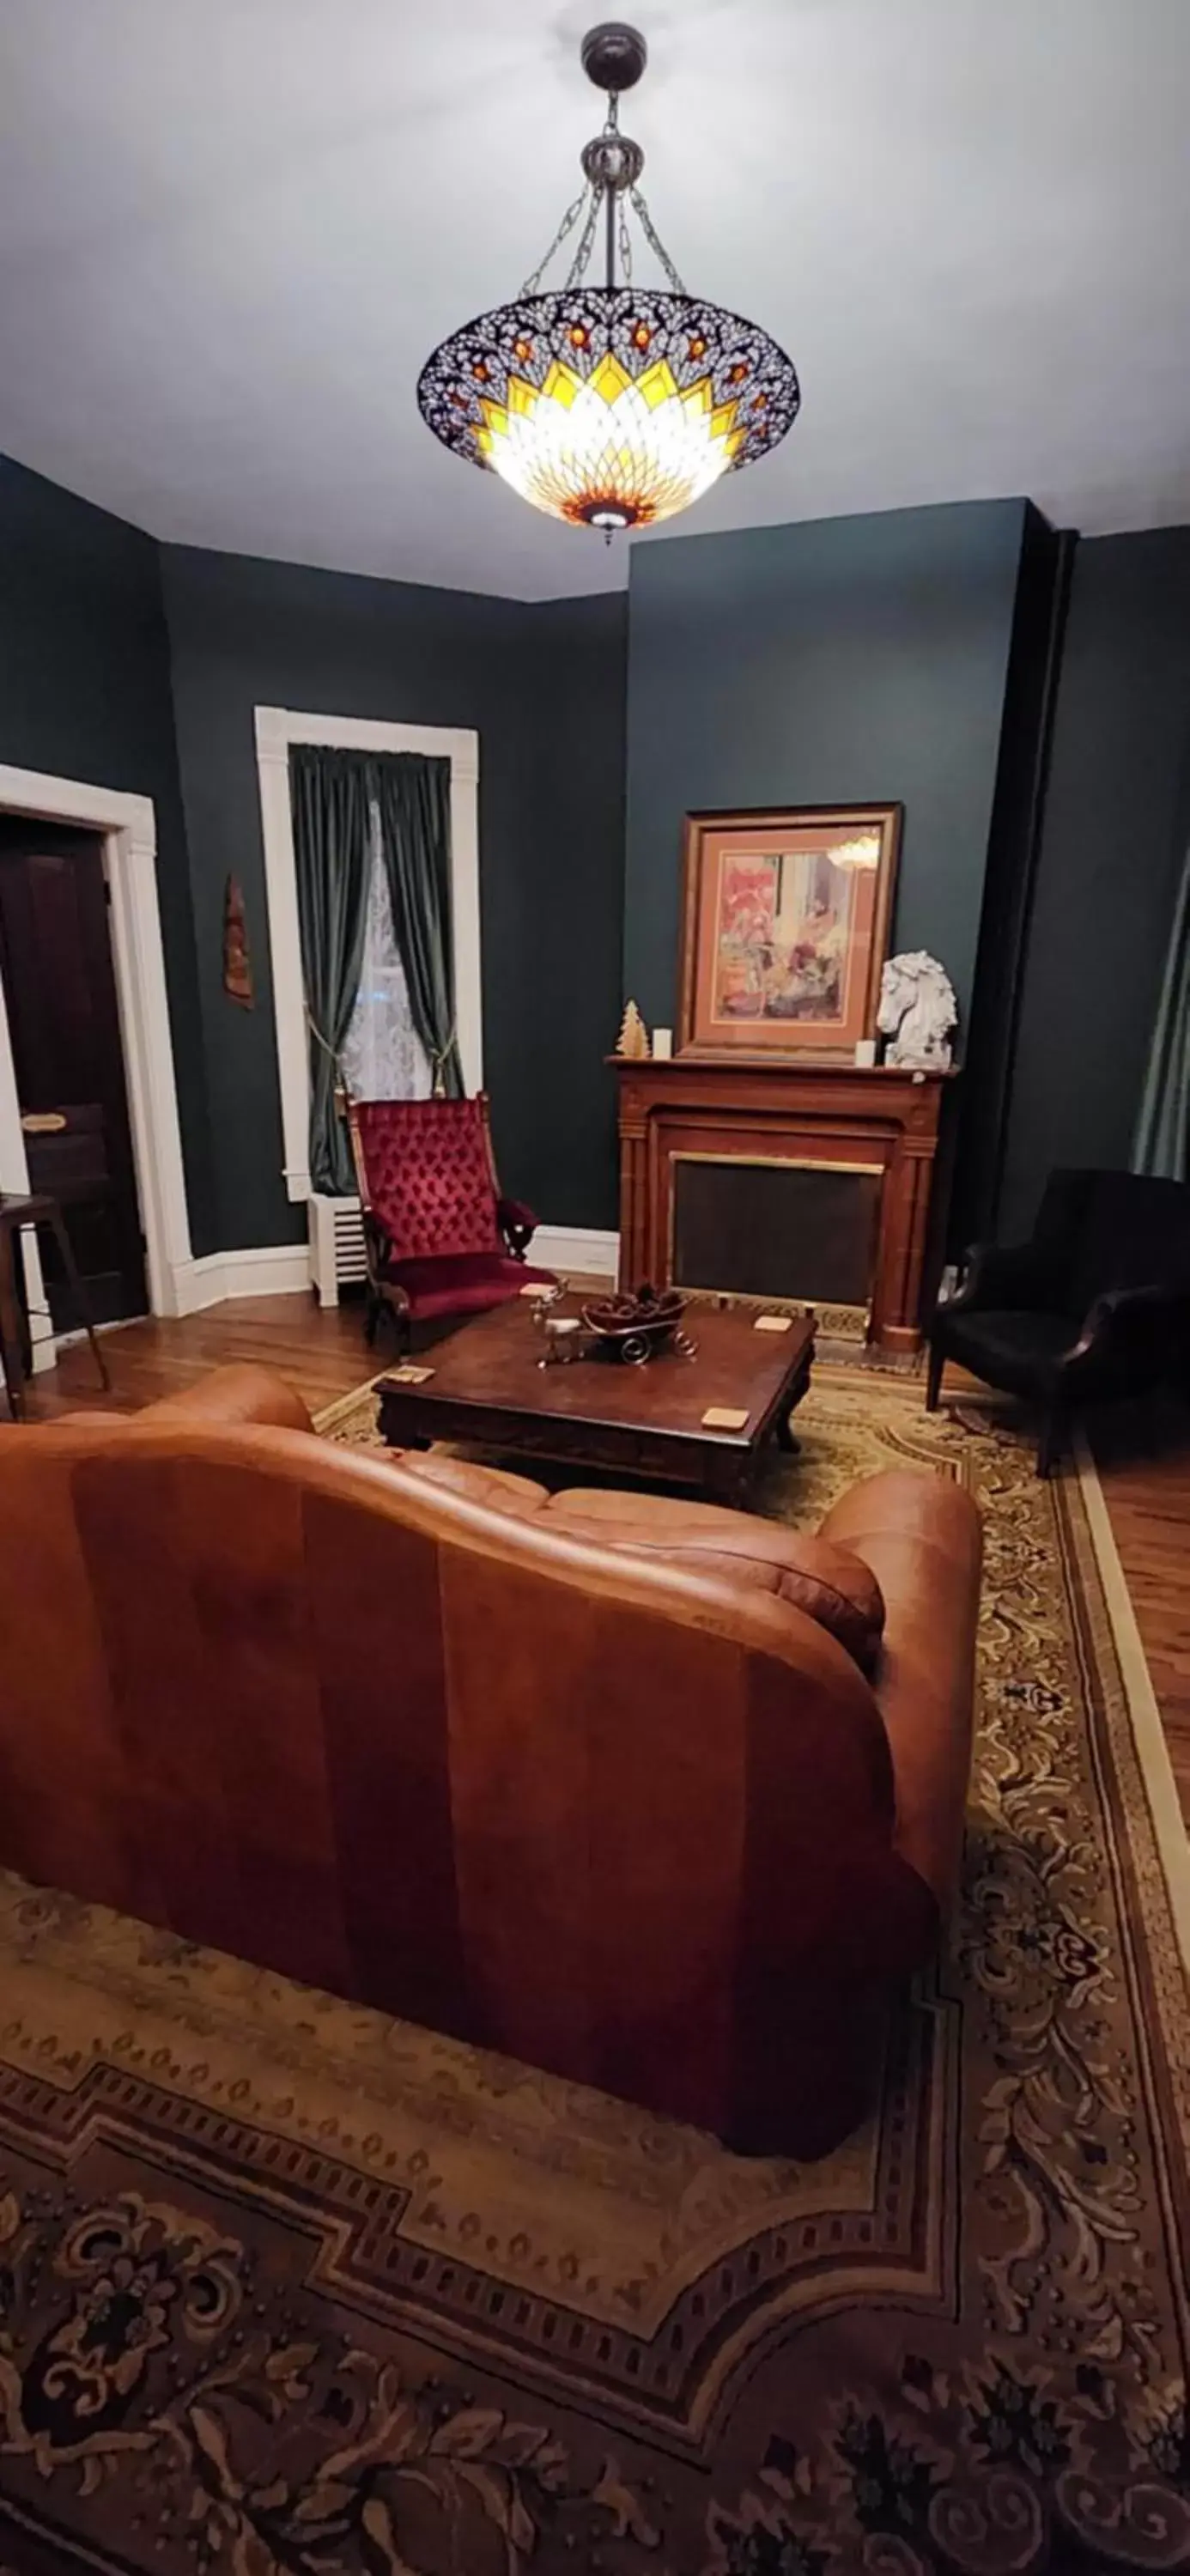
(669, 1151, 886, 1177)
(667, 1150, 883, 1320)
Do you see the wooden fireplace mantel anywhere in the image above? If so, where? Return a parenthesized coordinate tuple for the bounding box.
(610, 1055, 954, 1351)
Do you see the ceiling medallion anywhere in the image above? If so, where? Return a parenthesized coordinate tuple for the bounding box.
(417, 21, 800, 541)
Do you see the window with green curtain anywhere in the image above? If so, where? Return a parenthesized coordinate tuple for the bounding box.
(289, 744, 372, 1194)
(372, 750, 463, 1098)
(288, 743, 463, 1195)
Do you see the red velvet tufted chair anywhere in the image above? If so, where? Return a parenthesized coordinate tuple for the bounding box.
(348, 1096, 556, 1350)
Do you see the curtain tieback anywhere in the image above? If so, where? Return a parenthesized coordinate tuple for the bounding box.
(429, 1024, 458, 1098)
(306, 1004, 342, 1068)
(306, 1005, 351, 1122)
(309, 1000, 455, 1103)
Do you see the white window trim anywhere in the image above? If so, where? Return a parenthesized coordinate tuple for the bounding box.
(254, 707, 482, 1206)
(0, 762, 194, 1360)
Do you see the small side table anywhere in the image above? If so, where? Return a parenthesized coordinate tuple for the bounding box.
(0, 1192, 111, 1421)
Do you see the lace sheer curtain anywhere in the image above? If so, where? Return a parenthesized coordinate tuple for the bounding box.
(339, 799, 433, 1105)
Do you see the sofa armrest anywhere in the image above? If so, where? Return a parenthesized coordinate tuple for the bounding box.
(134, 1364, 314, 1436)
(819, 1470, 982, 1913)
(943, 1237, 1060, 1315)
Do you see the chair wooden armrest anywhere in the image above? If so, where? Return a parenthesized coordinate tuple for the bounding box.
(497, 1196, 538, 1258)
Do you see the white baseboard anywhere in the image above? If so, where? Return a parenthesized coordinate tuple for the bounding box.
(171, 1243, 312, 1315)
(27, 1303, 56, 1374)
(169, 1224, 616, 1317)
(534, 1224, 619, 1279)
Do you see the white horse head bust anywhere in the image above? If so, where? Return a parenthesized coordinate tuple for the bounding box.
(877, 952, 957, 1068)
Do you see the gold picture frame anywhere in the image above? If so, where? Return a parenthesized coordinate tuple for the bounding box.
(677, 802, 902, 1062)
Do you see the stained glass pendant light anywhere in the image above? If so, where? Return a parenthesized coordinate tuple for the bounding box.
(417, 22, 799, 539)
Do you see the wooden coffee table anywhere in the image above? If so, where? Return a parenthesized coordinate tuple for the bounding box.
(376, 1297, 816, 1504)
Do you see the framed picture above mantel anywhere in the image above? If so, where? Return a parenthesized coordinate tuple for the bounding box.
(677, 803, 902, 1063)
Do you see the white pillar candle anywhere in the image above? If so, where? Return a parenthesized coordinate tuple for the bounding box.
(853, 1037, 877, 1068)
(653, 1026, 673, 1060)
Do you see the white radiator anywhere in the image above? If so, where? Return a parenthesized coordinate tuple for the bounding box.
(308, 1194, 368, 1308)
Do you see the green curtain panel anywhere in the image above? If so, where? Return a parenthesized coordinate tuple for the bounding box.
(289, 745, 372, 1194)
(373, 752, 464, 1097)
(1132, 842, 1190, 1182)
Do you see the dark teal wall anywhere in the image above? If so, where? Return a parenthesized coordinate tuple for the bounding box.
(623, 501, 1029, 1041)
(950, 512, 1074, 1248)
(161, 547, 627, 1247)
(6, 437, 1187, 1273)
(999, 526, 1190, 1236)
(494, 593, 626, 1230)
(0, 456, 216, 1249)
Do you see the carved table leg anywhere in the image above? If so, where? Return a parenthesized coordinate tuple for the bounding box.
(777, 1353, 814, 1456)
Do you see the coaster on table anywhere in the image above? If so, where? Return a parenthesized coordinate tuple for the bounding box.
(754, 1312, 792, 1333)
(388, 1364, 434, 1384)
(702, 1405, 749, 1431)
(519, 1281, 546, 1296)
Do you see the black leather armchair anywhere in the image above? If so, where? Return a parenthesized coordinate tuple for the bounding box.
(927, 1169, 1190, 1473)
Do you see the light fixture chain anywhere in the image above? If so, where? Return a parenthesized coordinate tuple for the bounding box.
(617, 194, 633, 283)
(564, 185, 603, 288)
(519, 186, 590, 296)
(628, 185, 688, 294)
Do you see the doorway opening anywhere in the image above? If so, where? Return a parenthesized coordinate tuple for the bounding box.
(0, 762, 194, 1358)
(0, 817, 149, 1327)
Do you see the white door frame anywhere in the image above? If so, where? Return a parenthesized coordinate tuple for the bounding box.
(0, 763, 193, 1361)
(254, 706, 482, 1205)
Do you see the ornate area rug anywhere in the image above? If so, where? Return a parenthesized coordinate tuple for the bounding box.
(0, 1377, 1187, 2575)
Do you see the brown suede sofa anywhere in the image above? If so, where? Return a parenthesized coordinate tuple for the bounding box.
(0, 1364, 981, 2157)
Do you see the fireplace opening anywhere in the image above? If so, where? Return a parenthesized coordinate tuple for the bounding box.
(671, 1155, 883, 1310)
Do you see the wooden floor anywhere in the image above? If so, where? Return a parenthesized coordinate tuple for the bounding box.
(20, 1293, 1190, 1831)
(1089, 1391, 1190, 1829)
(25, 1297, 382, 1422)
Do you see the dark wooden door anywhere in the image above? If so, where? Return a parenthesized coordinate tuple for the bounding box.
(0, 821, 148, 1327)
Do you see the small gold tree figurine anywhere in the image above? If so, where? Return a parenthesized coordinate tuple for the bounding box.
(616, 999, 651, 1058)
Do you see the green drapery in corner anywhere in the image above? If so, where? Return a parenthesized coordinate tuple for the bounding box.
(1132, 842, 1190, 1182)
(373, 752, 463, 1098)
(289, 745, 372, 1194)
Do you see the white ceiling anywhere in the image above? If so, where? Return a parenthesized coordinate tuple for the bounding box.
(1, 0, 1187, 600)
